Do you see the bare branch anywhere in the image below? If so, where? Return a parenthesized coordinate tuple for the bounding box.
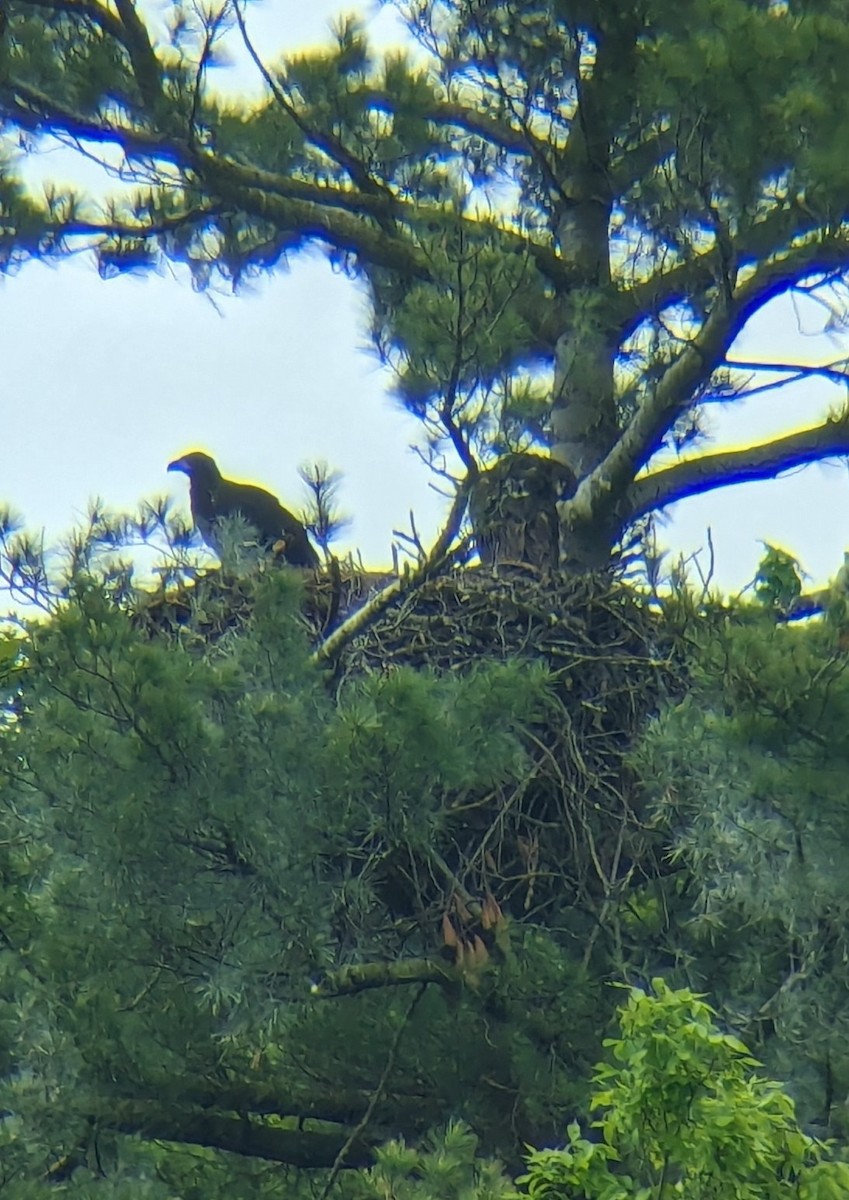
(311, 480, 472, 667)
(725, 356, 849, 386)
(188, 6, 230, 150)
(626, 415, 849, 522)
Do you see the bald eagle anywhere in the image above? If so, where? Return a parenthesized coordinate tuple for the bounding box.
(168, 451, 319, 569)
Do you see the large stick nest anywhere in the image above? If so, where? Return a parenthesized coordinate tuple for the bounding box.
(137, 564, 681, 958)
(328, 566, 681, 956)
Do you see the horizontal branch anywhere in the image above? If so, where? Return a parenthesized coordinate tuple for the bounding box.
(106, 1101, 375, 1168)
(626, 416, 849, 521)
(725, 356, 849, 386)
(2, 79, 189, 163)
(14, 0, 125, 41)
(180, 153, 571, 284)
(126, 1076, 412, 1127)
(2, 80, 572, 288)
(310, 957, 454, 998)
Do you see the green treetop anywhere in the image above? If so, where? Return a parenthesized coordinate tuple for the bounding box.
(3, 0, 849, 566)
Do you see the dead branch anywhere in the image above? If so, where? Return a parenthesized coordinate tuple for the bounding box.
(310, 480, 472, 668)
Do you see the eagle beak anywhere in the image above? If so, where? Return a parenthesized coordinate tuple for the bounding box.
(167, 458, 187, 474)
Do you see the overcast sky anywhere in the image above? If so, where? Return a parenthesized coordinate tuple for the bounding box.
(2, 0, 847, 601)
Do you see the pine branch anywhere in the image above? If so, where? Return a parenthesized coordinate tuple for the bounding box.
(14, 0, 125, 40)
(620, 203, 849, 339)
(626, 416, 849, 522)
(310, 958, 454, 998)
(105, 1101, 375, 1168)
(11, 0, 163, 114)
(0, 78, 571, 286)
(361, 90, 535, 155)
(113, 0, 163, 113)
(2, 78, 187, 162)
(233, 1, 391, 203)
(734, 232, 849, 326)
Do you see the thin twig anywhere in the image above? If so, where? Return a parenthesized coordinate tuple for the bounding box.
(318, 983, 427, 1199)
(311, 479, 472, 667)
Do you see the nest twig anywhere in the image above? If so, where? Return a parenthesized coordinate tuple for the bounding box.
(329, 567, 681, 958)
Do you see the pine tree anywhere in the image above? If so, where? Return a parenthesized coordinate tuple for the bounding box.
(3, 0, 849, 566)
(0, 563, 613, 1188)
(6, 0, 849, 1190)
(631, 595, 849, 1133)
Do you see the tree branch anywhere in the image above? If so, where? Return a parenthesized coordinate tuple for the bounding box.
(1, 79, 189, 163)
(13, 0, 125, 42)
(106, 1101, 375, 1167)
(311, 480, 472, 668)
(565, 291, 742, 534)
(0, 82, 573, 288)
(574, 233, 849, 539)
(14, 0, 164, 114)
(310, 958, 454, 998)
(619, 204, 849, 339)
(733, 232, 849, 327)
(125, 1076, 406, 1126)
(233, 1, 388, 205)
(725, 356, 849, 388)
(112, 0, 163, 113)
(363, 90, 535, 156)
(610, 127, 677, 194)
(626, 415, 849, 521)
(573, 222, 849, 532)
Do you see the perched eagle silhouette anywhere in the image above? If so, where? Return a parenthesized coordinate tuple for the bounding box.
(168, 451, 320, 568)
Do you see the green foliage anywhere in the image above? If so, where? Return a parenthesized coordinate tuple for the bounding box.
(0, 562, 591, 1187)
(755, 544, 803, 611)
(8, 0, 849, 1186)
(515, 981, 849, 1200)
(346, 986, 849, 1200)
(631, 602, 849, 1126)
(350, 1120, 515, 1200)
